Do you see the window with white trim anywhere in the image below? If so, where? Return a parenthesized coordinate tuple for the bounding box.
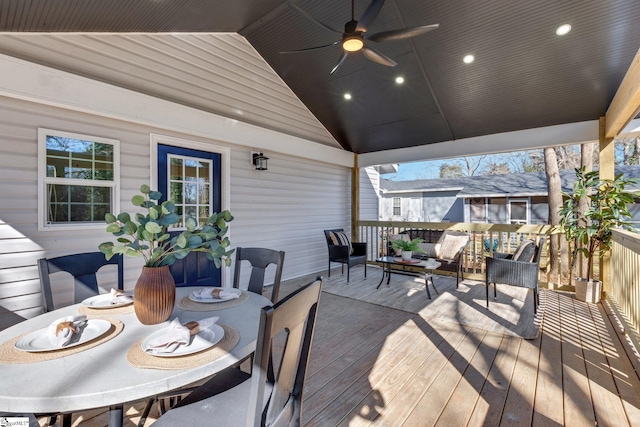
(38, 129, 119, 230)
(393, 197, 401, 216)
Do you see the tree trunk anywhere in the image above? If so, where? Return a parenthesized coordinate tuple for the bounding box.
(544, 147, 567, 280)
(576, 142, 595, 277)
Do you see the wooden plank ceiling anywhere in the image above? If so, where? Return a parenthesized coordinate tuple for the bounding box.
(0, 0, 639, 155)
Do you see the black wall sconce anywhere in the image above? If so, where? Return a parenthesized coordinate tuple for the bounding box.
(251, 151, 269, 171)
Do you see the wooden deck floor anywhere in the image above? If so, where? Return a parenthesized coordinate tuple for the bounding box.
(45, 270, 640, 426)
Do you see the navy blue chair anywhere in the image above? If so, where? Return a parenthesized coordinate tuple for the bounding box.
(38, 251, 124, 313)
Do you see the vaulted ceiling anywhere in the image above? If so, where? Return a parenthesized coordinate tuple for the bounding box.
(1, 0, 639, 155)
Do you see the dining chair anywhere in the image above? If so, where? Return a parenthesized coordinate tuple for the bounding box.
(152, 276, 323, 427)
(37, 252, 124, 312)
(233, 247, 285, 303)
(36, 251, 123, 427)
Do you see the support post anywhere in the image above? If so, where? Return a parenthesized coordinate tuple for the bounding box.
(599, 116, 614, 292)
(351, 154, 360, 242)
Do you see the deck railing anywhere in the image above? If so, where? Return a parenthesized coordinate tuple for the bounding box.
(357, 220, 571, 288)
(609, 229, 640, 344)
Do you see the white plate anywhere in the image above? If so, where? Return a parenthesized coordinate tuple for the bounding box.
(142, 323, 225, 357)
(188, 288, 242, 303)
(81, 293, 133, 309)
(14, 319, 112, 352)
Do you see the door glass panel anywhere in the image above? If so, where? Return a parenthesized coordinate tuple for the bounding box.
(167, 154, 213, 227)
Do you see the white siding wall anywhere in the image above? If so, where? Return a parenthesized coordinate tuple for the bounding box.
(360, 167, 380, 221)
(0, 95, 351, 318)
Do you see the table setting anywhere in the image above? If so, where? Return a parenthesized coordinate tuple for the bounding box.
(177, 286, 249, 311)
(0, 286, 268, 425)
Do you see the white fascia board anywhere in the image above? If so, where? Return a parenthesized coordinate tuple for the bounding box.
(456, 192, 549, 199)
(0, 53, 354, 168)
(382, 187, 464, 194)
(358, 121, 599, 168)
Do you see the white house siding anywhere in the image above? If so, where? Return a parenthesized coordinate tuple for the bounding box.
(360, 167, 380, 221)
(0, 97, 351, 318)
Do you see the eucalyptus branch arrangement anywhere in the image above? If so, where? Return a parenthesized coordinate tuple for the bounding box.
(99, 184, 234, 268)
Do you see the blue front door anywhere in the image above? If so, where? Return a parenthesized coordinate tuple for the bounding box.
(158, 144, 222, 287)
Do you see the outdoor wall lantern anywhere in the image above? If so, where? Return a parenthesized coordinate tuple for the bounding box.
(251, 151, 269, 171)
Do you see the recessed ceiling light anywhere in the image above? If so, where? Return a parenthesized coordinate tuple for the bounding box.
(344, 93, 352, 100)
(556, 24, 571, 36)
(463, 54, 475, 64)
(395, 76, 405, 84)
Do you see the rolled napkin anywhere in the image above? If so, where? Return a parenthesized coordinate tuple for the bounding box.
(110, 288, 133, 305)
(192, 287, 240, 301)
(47, 315, 88, 348)
(145, 316, 219, 354)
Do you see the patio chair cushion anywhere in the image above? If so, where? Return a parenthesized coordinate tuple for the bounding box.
(513, 239, 536, 262)
(417, 242, 441, 258)
(329, 230, 353, 254)
(438, 231, 469, 260)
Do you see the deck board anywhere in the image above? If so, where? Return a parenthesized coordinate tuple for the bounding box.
(532, 291, 565, 426)
(44, 273, 640, 427)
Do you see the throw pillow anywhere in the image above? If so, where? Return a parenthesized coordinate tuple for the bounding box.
(329, 231, 353, 255)
(417, 242, 440, 258)
(513, 239, 536, 262)
(438, 231, 469, 260)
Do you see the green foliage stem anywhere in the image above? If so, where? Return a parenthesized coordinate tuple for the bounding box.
(559, 167, 638, 281)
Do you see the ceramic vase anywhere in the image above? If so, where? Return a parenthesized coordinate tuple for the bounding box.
(134, 265, 176, 325)
(401, 250, 413, 261)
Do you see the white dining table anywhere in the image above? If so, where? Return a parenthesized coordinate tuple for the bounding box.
(0, 287, 271, 427)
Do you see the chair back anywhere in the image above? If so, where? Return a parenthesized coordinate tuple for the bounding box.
(233, 247, 285, 303)
(247, 276, 322, 427)
(38, 252, 124, 312)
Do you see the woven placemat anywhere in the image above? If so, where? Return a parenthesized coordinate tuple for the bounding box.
(177, 291, 249, 311)
(0, 319, 124, 364)
(126, 324, 239, 370)
(78, 303, 135, 316)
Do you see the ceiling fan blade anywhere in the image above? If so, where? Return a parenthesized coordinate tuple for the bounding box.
(280, 41, 340, 54)
(362, 47, 397, 67)
(289, 3, 342, 35)
(330, 51, 349, 75)
(356, 0, 386, 32)
(367, 24, 439, 43)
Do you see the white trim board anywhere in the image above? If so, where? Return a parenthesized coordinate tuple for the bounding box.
(359, 121, 602, 167)
(0, 53, 354, 168)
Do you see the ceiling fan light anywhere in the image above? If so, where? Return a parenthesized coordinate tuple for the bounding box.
(343, 36, 364, 52)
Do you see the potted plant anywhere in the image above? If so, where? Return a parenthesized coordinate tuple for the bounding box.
(559, 167, 638, 303)
(391, 238, 425, 261)
(99, 184, 234, 324)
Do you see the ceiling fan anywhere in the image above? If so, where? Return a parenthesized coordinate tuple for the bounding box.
(282, 0, 439, 74)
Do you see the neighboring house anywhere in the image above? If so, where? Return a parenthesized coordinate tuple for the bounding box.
(380, 166, 640, 225)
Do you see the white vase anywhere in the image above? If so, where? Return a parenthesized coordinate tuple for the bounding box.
(574, 278, 602, 303)
(401, 250, 413, 261)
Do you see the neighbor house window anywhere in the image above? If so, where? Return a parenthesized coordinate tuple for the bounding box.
(393, 197, 401, 216)
(38, 129, 119, 230)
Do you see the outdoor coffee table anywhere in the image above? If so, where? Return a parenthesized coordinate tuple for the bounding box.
(377, 256, 442, 299)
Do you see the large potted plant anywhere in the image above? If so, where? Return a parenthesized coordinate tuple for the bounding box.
(99, 184, 234, 324)
(559, 167, 637, 303)
(391, 238, 425, 261)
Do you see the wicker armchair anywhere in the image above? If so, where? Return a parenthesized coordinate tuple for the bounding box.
(485, 238, 545, 314)
(324, 229, 367, 283)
